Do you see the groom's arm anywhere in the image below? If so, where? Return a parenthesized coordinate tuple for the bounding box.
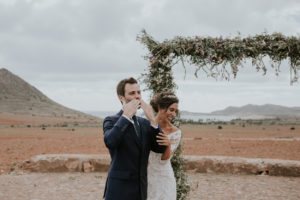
(150, 125, 166, 153)
(103, 116, 131, 149)
(104, 99, 140, 149)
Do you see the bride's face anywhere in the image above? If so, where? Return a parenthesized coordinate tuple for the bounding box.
(159, 103, 178, 122)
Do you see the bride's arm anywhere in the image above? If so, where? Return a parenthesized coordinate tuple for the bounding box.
(161, 144, 172, 160)
(156, 132, 175, 160)
(157, 131, 181, 160)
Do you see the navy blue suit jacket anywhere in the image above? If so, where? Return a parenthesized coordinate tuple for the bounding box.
(103, 110, 165, 200)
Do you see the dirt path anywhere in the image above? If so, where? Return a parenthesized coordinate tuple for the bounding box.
(0, 172, 299, 200)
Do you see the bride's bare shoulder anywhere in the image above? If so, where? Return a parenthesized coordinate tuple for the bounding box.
(171, 125, 179, 132)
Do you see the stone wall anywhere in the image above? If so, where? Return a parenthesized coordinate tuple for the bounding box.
(19, 154, 300, 177)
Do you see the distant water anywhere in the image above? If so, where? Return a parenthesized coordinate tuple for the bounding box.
(180, 114, 237, 122)
(86, 111, 237, 122)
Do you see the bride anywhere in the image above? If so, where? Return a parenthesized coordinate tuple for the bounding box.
(147, 92, 181, 200)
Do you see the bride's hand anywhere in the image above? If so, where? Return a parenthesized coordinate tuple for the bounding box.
(140, 99, 157, 126)
(156, 133, 174, 146)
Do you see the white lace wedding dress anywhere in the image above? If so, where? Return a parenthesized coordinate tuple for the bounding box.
(147, 129, 181, 200)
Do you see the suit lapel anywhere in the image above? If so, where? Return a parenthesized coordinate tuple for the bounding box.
(116, 110, 142, 147)
(116, 110, 123, 117)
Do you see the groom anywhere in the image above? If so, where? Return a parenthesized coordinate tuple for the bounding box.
(103, 77, 166, 200)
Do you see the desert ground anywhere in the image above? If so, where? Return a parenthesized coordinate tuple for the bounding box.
(1, 172, 300, 200)
(1, 122, 300, 174)
(1, 114, 300, 199)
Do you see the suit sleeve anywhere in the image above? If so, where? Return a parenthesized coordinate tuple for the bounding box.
(103, 116, 131, 149)
(149, 125, 166, 153)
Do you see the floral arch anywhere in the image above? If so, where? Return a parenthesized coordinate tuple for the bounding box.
(138, 30, 300, 200)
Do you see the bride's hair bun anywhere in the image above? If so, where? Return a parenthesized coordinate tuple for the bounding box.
(150, 91, 179, 112)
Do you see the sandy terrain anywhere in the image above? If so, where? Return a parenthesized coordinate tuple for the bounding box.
(1, 124, 300, 174)
(1, 116, 300, 200)
(0, 172, 299, 200)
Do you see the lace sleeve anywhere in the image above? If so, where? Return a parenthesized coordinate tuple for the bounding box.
(169, 130, 181, 152)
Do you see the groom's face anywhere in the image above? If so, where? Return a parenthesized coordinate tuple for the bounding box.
(121, 83, 141, 103)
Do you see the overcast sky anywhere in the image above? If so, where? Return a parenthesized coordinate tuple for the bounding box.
(0, 0, 299, 113)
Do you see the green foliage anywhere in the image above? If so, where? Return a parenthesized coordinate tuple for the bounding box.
(137, 30, 300, 200)
(138, 30, 300, 85)
(171, 142, 190, 200)
(138, 32, 191, 199)
(10, 162, 17, 172)
(61, 123, 68, 127)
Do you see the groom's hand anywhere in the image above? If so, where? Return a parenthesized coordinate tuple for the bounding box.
(122, 99, 140, 118)
(140, 99, 157, 126)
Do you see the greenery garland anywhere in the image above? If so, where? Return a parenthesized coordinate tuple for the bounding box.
(138, 30, 300, 86)
(137, 30, 299, 200)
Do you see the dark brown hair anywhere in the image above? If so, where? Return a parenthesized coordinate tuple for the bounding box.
(150, 91, 179, 112)
(116, 77, 138, 96)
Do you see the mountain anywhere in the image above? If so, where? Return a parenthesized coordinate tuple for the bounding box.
(211, 104, 300, 118)
(0, 68, 97, 119)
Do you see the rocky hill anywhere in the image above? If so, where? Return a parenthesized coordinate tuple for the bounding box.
(211, 104, 300, 118)
(0, 68, 97, 119)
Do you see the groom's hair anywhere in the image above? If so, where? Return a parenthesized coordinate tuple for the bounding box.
(117, 77, 138, 96)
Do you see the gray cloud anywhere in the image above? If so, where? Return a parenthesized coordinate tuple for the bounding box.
(0, 0, 299, 112)
(142, 0, 300, 38)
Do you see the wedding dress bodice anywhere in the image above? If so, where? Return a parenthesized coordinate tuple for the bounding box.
(147, 129, 181, 200)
